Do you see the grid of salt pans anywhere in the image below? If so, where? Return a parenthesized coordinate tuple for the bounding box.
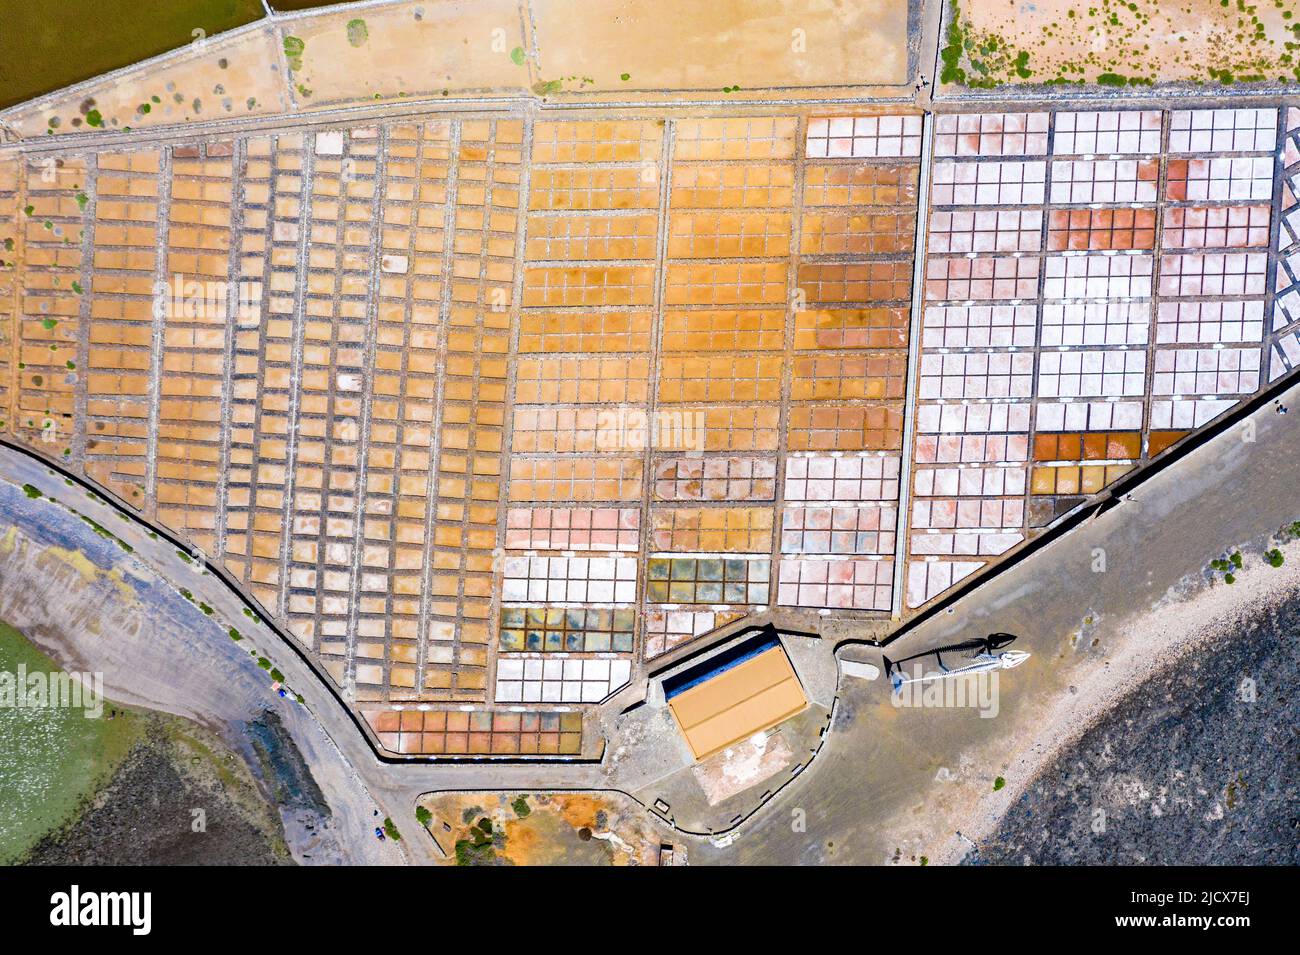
(934, 113, 1049, 157)
(776, 558, 893, 610)
(1167, 157, 1274, 202)
(1169, 109, 1276, 154)
(909, 108, 1173, 612)
(1034, 401, 1145, 432)
(931, 160, 1046, 206)
(780, 505, 898, 555)
(806, 115, 923, 158)
(909, 497, 1025, 558)
(504, 507, 640, 551)
(921, 304, 1037, 348)
(919, 351, 1035, 399)
(1162, 205, 1271, 249)
(643, 609, 744, 659)
(924, 255, 1039, 300)
(928, 209, 1042, 253)
(1053, 110, 1161, 156)
(1042, 254, 1153, 299)
(1149, 398, 1239, 430)
(1269, 108, 1300, 382)
(915, 402, 1032, 436)
(782, 454, 901, 502)
(1041, 302, 1149, 346)
(1156, 108, 1275, 431)
(1037, 350, 1147, 398)
(1152, 348, 1261, 396)
(1050, 159, 1158, 204)
(1156, 301, 1266, 345)
(495, 657, 633, 703)
(501, 556, 638, 604)
(777, 454, 901, 609)
(1158, 253, 1267, 297)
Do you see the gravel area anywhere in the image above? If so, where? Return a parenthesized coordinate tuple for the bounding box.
(965, 577, 1300, 864)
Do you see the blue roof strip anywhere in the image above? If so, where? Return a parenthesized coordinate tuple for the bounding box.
(663, 635, 780, 701)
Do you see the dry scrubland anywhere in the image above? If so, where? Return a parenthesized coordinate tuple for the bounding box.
(1, 0, 911, 139)
(943, 0, 1300, 87)
(418, 791, 664, 865)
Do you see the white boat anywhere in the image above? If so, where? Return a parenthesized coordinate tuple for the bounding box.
(883, 632, 1030, 692)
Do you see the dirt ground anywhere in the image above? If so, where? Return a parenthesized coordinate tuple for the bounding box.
(530, 0, 911, 95)
(418, 790, 670, 866)
(944, 0, 1300, 87)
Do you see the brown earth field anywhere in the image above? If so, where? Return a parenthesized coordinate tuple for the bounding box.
(943, 0, 1300, 87)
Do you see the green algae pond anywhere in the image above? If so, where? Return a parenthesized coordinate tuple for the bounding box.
(0, 619, 143, 862)
(0, 0, 266, 110)
(266, 1, 351, 10)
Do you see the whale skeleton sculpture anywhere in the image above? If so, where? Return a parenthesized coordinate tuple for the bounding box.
(883, 632, 1030, 693)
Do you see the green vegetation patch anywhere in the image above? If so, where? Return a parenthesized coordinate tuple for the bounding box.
(455, 836, 496, 865)
(345, 19, 369, 48)
(939, 2, 1040, 87)
(1210, 550, 1244, 584)
(283, 35, 306, 72)
(454, 813, 503, 865)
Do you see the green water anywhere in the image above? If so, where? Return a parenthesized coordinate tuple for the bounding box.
(268, 1, 352, 10)
(0, 0, 267, 110)
(0, 620, 142, 863)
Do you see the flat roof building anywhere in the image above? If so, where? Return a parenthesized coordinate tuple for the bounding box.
(665, 635, 808, 762)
